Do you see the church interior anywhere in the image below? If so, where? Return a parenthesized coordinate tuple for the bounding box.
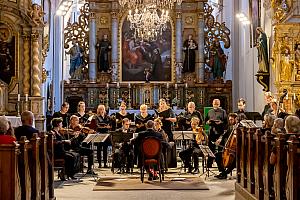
(0, 0, 300, 199)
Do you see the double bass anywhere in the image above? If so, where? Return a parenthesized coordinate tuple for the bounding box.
(222, 124, 238, 168)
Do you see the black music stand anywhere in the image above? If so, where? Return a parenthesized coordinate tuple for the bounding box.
(245, 112, 263, 122)
(199, 145, 216, 178)
(173, 131, 194, 150)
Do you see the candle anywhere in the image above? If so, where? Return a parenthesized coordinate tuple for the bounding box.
(185, 83, 188, 88)
(286, 93, 288, 100)
(106, 83, 109, 89)
(117, 82, 120, 88)
(25, 94, 28, 102)
(17, 94, 20, 101)
(294, 93, 296, 100)
(166, 83, 169, 88)
(128, 83, 131, 88)
(175, 84, 177, 89)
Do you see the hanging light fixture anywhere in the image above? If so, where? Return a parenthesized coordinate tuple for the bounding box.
(119, 0, 182, 10)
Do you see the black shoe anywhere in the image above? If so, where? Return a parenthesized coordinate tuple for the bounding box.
(86, 170, 97, 175)
(103, 164, 108, 168)
(217, 173, 227, 179)
(68, 176, 77, 180)
(153, 175, 159, 180)
(148, 176, 153, 181)
(98, 164, 102, 168)
(192, 168, 199, 174)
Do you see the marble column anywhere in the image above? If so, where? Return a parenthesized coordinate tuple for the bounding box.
(111, 11, 119, 83)
(197, 2, 205, 83)
(89, 9, 97, 83)
(175, 10, 183, 83)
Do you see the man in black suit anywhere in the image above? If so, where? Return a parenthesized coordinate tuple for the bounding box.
(133, 120, 163, 181)
(15, 111, 39, 141)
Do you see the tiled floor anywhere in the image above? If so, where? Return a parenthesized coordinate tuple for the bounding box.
(55, 167, 236, 200)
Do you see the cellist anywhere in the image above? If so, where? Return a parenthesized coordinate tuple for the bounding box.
(214, 113, 238, 179)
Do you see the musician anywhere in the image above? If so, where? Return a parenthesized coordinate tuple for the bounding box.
(75, 101, 90, 125)
(155, 98, 177, 141)
(53, 102, 70, 128)
(114, 101, 132, 129)
(93, 104, 111, 168)
(235, 98, 247, 120)
(69, 115, 96, 174)
(179, 102, 203, 130)
(262, 92, 273, 117)
(269, 99, 288, 119)
(214, 113, 238, 179)
(135, 104, 153, 133)
(51, 118, 80, 180)
(113, 118, 134, 173)
(205, 99, 227, 167)
(179, 117, 206, 174)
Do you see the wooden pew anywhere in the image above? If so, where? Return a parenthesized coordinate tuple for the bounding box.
(29, 133, 42, 200)
(0, 142, 21, 200)
(39, 132, 49, 200)
(286, 135, 300, 200)
(254, 129, 264, 200)
(18, 136, 32, 200)
(247, 128, 256, 194)
(47, 132, 55, 200)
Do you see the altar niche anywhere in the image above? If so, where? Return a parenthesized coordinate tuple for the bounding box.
(120, 17, 175, 82)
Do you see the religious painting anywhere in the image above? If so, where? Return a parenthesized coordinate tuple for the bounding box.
(0, 23, 15, 85)
(121, 20, 172, 82)
(249, 0, 261, 47)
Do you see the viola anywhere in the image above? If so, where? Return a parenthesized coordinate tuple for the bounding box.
(222, 125, 237, 168)
(193, 126, 207, 145)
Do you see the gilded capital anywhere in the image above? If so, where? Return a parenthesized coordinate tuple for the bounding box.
(176, 12, 182, 19)
(31, 32, 39, 41)
(111, 12, 118, 19)
(90, 12, 96, 19)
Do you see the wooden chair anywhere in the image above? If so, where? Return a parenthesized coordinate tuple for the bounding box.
(140, 137, 164, 183)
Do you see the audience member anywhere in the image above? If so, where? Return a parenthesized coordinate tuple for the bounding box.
(0, 116, 16, 144)
(15, 111, 39, 141)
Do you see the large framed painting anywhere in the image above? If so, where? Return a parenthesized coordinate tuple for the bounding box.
(249, 0, 261, 47)
(120, 19, 173, 82)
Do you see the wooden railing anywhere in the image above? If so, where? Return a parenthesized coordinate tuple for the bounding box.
(0, 132, 55, 200)
(235, 128, 300, 200)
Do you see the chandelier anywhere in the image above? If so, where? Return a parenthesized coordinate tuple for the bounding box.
(128, 5, 170, 40)
(119, 0, 183, 10)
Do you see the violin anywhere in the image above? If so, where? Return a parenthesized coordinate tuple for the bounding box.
(222, 124, 237, 168)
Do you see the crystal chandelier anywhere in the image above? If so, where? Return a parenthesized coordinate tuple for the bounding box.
(128, 5, 170, 40)
(119, 0, 183, 10)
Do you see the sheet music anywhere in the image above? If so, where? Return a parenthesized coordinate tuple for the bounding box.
(240, 120, 257, 128)
(173, 131, 194, 140)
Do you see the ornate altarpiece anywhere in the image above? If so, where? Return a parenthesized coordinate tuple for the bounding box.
(63, 0, 232, 114)
(0, 0, 46, 130)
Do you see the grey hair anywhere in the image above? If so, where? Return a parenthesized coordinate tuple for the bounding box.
(0, 116, 9, 134)
(285, 115, 300, 134)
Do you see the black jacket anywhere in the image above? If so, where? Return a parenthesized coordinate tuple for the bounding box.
(15, 125, 39, 141)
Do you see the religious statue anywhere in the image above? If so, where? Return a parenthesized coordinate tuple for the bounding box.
(208, 41, 227, 79)
(151, 48, 164, 81)
(183, 34, 198, 73)
(111, 65, 118, 82)
(28, 4, 45, 26)
(96, 34, 111, 72)
(65, 40, 83, 79)
(280, 48, 293, 82)
(176, 62, 183, 82)
(256, 27, 269, 73)
(0, 35, 14, 84)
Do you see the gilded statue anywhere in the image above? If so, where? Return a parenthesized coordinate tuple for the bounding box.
(294, 43, 300, 80)
(280, 48, 293, 82)
(256, 27, 269, 73)
(28, 4, 45, 26)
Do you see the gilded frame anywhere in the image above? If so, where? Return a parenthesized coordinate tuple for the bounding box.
(118, 11, 176, 83)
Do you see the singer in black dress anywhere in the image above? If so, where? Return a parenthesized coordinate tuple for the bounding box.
(135, 104, 153, 133)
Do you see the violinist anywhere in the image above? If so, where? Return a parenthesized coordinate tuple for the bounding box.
(69, 115, 96, 175)
(75, 101, 90, 125)
(115, 101, 132, 129)
(53, 102, 70, 128)
(135, 104, 153, 133)
(214, 113, 238, 179)
(205, 99, 227, 168)
(51, 118, 80, 180)
(179, 117, 206, 174)
(178, 102, 203, 130)
(93, 104, 111, 168)
(113, 118, 134, 173)
(262, 92, 273, 118)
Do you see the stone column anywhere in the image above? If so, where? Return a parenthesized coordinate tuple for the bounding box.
(22, 33, 31, 95)
(111, 11, 119, 83)
(89, 4, 97, 83)
(196, 2, 205, 83)
(175, 9, 183, 83)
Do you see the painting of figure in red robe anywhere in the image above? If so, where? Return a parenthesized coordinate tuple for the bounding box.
(121, 20, 172, 82)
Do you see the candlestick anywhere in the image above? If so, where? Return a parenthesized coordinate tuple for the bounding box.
(17, 94, 20, 101)
(25, 94, 28, 102)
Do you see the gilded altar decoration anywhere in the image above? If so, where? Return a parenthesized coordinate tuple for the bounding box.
(204, 3, 230, 81)
(280, 47, 293, 82)
(28, 4, 45, 26)
(271, 0, 292, 22)
(294, 42, 300, 81)
(64, 3, 89, 67)
(32, 32, 41, 96)
(42, 34, 49, 66)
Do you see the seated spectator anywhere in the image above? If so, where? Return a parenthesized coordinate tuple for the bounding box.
(271, 118, 285, 135)
(284, 115, 300, 135)
(15, 111, 39, 141)
(262, 114, 276, 134)
(0, 116, 16, 144)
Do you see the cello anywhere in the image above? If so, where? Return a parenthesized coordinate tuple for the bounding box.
(222, 124, 238, 168)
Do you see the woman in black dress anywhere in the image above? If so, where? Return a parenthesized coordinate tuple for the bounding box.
(135, 104, 153, 133)
(115, 101, 133, 129)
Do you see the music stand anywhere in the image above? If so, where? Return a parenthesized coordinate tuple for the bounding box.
(173, 131, 194, 150)
(199, 145, 216, 178)
(245, 112, 263, 122)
